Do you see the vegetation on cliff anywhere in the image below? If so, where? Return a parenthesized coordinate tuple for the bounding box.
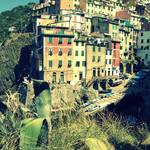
(0, 3, 35, 43)
(0, 33, 33, 94)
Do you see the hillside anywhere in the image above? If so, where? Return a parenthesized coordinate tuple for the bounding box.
(0, 3, 35, 43)
(0, 3, 36, 94)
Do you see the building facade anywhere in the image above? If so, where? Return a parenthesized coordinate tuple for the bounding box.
(71, 38, 86, 85)
(35, 26, 74, 83)
(86, 39, 106, 81)
(137, 31, 150, 67)
(112, 40, 120, 76)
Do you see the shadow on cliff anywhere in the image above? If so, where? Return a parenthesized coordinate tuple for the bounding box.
(14, 45, 33, 85)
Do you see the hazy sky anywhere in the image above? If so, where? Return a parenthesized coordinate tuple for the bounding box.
(0, 0, 38, 12)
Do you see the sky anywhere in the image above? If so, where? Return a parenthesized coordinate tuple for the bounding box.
(0, 0, 38, 12)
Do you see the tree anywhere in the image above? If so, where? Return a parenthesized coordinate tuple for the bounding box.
(121, 59, 129, 74)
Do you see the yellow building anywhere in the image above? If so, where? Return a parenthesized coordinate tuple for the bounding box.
(85, 14, 92, 35)
(130, 13, 142, 30)
(86, 40, 106, 82)
(71, 37, 86, 85)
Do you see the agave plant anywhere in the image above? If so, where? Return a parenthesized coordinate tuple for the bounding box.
(20, 79, 51, 150)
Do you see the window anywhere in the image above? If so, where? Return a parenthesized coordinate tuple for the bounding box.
(49, 60, 53, 68)
(82, 61, 86, 67)
(49, 49, 53, 56)
(76, 61, 80, 67)
(79, 72, 83, 80)
(81, 51, 84, 56)
(109, 59, 112, 64)
(92, 56, 96, 62)
(147, 39, 150, 43)
(130, 35, 132, 39)
(58, 49, 63, 56)
(105, 59, 108, 64)
(141, 46, 143, 50)
(76, 42, 79, 46)
(141, 32, 143, 36)
(68, 60, 72, 68)
(114, 43, 117, 49)
(112, 32, 115, 37)
(98, 47, 101, 52)
(75, 51, 78, 56)
(98, 56, 101, 62)
(52, 72, 56, 82)
(60, 72, 64, 82)
(68, 49, 72, 56)
(58, 60, 62, 68)
(48, 37, 53, 43)
(68, 38, 72, 44)
(106, 50, 108, 55)
(93, 46, 96, 52)
(141, 39, 144, 43)
(93, 68, 96, 77)
(110, 50, 112, 55)
(59, 37, 63, 44)
(145, 54, 148, 60)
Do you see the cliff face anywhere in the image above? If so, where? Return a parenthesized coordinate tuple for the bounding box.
(0, 33, 33, 94)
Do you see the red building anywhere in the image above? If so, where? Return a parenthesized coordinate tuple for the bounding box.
(112, 39, 120, 76)
(115, 10, 130, 20)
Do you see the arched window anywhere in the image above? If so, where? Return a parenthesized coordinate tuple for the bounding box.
(52, 72, 57, 83)
(93, 68, 96, 77)
(61, 72, 64, 82)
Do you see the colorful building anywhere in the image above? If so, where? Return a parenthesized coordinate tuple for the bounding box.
(112, 39, 121, 76)
(91, 17, 120, 39)
(35, 26, 74, 83)
(115, 10, 142, 30)
(86, 38, 106, 81)
(137, 30, 150, 67)
(71, 37, 86, 85)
